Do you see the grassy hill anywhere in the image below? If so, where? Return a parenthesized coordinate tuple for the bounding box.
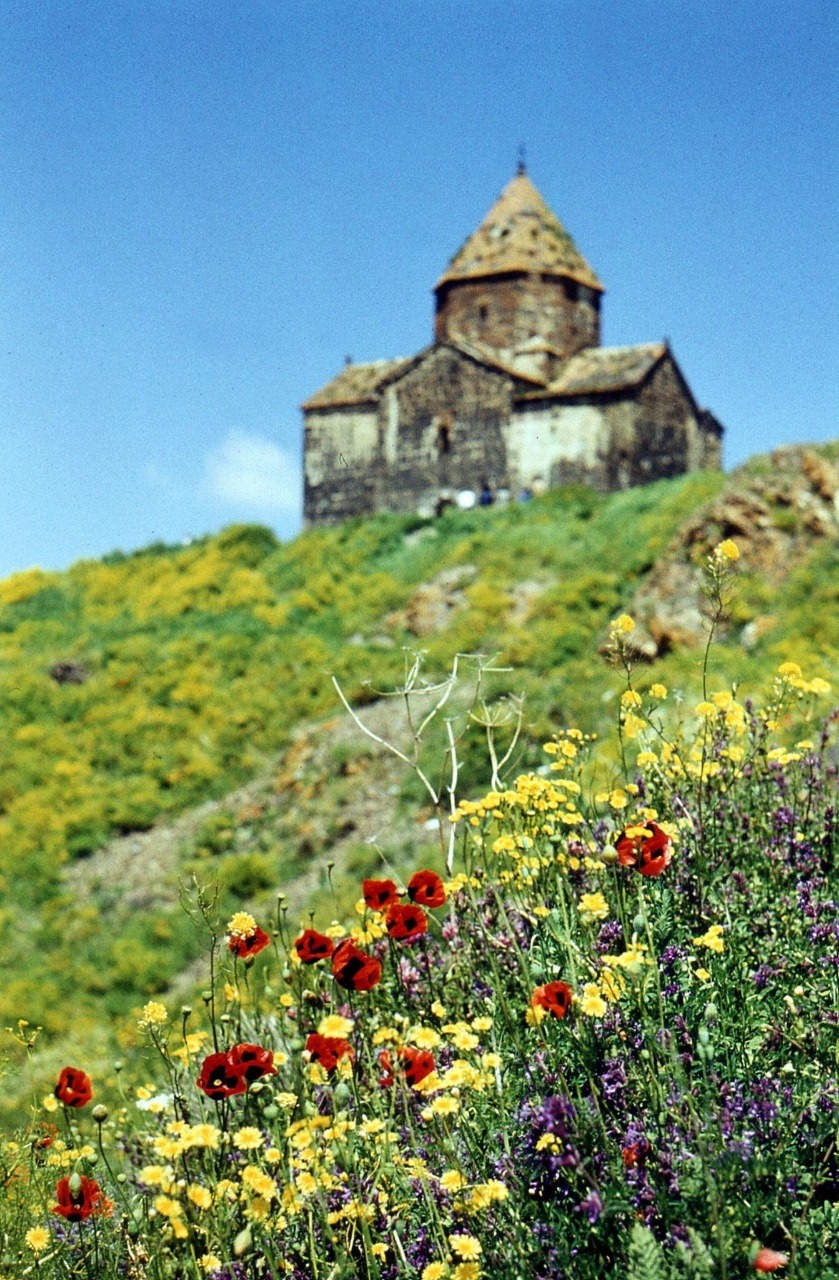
(0, 448, 837, 1115)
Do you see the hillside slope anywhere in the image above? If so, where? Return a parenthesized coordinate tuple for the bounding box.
(0, 444, 837, 1115)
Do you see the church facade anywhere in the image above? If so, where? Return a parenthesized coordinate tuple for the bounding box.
(302, 171, 723, 524)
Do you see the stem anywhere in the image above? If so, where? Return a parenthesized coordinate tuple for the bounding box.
(331, 676, 440, 809)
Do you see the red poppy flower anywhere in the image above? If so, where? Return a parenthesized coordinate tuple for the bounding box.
(305, 1033, 354, 1073)
(331, 939, 383, 991)
(530, 981, 573, 1020)
(378, 1046, 436, 1088)
(385, 902, 428, 941)
(753, 1249, 788, 1273)
(400, 1045, 436, 1087)
(362, 878, 399, 910)
(228, 924, 271, 959)
(53, 1175, 109, 1222)
(615, 822, 672, 877)
(196, 1051, 248, 1100)
(54, 1066, 93, 1108)
(227, 1042, 277, 1083)
(407, 869, 447, 908)
(293, 929, 335, 964)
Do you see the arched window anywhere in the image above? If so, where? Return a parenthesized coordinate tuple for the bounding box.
(437, 422, 451, 454)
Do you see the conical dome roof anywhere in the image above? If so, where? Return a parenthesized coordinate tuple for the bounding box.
(436, 172, 603, 293)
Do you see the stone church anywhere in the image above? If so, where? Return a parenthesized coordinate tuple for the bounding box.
(302, 169, 723, 524)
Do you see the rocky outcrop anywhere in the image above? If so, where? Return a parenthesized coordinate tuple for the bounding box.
(387, 565, 546, 637)
(49, 660, 89, 685)
(386, 565, 478, 636)
(624, 446, 838, 658)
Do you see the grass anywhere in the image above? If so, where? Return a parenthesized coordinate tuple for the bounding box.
(1, 612, 837, 1277)
(0, 461, 836, 1120)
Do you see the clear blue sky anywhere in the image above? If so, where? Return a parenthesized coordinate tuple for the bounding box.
(1, 0, 836, 577)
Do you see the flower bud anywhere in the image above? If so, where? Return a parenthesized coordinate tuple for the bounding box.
(233, 1226, 252, 1257)
(545, 909, 565, 942)
(68, 1172, 82, 1196)
(91, 1104, 109, 1124)
(332, 1082, 352, 1108)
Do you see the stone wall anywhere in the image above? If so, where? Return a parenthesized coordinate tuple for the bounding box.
(304, 346, 516, 523)
(382, 345, 513, 510)
(435, 274, 600, 361)
(617, 358, 696, 488)
(505, 356, 712, 496)
(303, 406, 381, 524)
(303, 349, 722, 525)
(505, 401, 612, 493)
(698, 410, 724, 470)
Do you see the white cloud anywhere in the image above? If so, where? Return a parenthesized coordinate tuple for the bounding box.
(204, 431, 302, 515)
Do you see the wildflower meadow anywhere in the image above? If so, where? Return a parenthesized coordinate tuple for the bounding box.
(1, 542, 838, 1279)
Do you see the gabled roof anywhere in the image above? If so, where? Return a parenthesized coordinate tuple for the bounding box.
(302, 357, 414, 410)
(436, 172, 603, 293)
(445, 336, 549, 386)
(304, 340, 548, 412)
(521, 342, 668, 400)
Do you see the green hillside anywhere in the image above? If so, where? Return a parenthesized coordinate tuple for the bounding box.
(0, 454, 837, 1100)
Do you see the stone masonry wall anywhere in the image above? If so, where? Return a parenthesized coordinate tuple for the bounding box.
(303, 406, 381, 524)
(504, 401, 613, 493)
(381, 345, 513, 511)
(504, 356, 710, 496)
(304, 346, 516, 523)
(303, 351, 721, 525)
(625, 358, 698, 487)
(435, 274, 600, 361)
